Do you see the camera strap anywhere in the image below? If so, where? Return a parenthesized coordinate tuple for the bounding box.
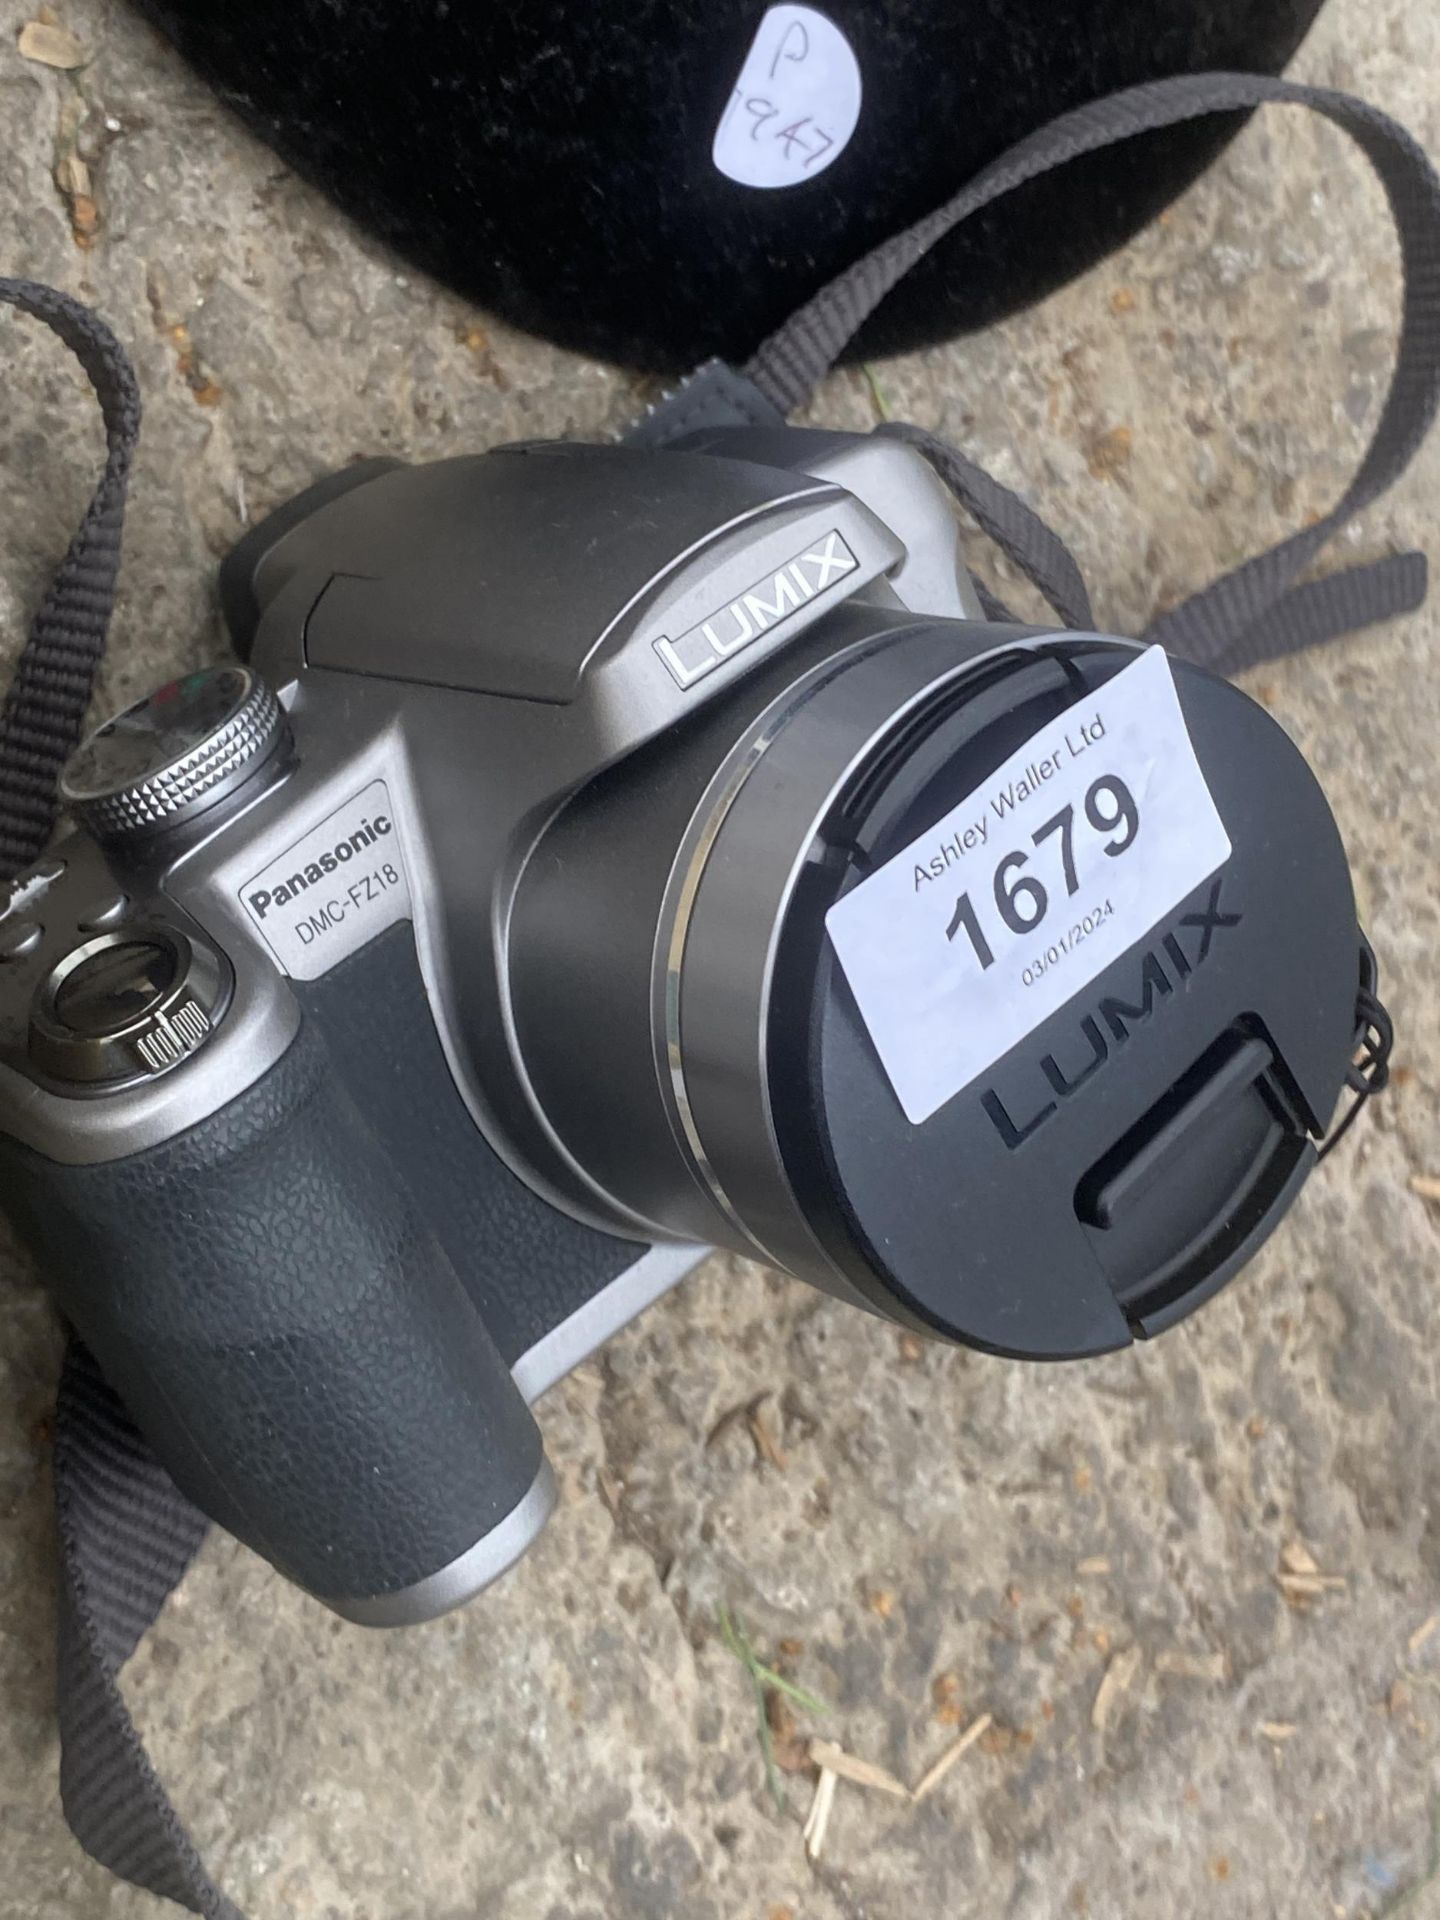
(742, 71, 1440, 676)
(2, 69, 1438, 1920)
(0, 280, 139, 877)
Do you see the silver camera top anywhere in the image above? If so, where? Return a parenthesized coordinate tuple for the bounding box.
(0, 421, 1368, 1376)
(0, 429, 980, 1184)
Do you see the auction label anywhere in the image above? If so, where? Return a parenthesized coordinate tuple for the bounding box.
(240, 780, 411, 980)
(713, 6, 862, 189)
(826, 647, 1232, 1125)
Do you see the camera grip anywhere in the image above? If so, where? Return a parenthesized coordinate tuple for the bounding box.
(0, 1018, 548, 1616)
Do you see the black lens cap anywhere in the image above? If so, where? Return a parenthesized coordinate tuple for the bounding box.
(768, 639, 1361, 1360)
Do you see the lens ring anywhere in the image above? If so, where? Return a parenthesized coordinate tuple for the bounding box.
(655, 624, 1037, 1291)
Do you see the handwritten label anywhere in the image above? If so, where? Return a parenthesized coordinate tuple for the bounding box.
(713, 6, 862, 189)
(826, 648, 1233, 1125)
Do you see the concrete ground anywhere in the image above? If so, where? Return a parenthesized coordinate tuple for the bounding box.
(2, 0, 1439, 1914)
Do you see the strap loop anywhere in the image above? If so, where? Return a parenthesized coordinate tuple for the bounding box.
(876, 421, 1096, 630)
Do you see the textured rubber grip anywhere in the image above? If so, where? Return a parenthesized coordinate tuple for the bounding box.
(292, 924, 644, 1369)
(0, 1017, 545, 1605)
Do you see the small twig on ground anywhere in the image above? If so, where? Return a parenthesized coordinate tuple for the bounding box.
(18, 20, 88, 68)
(1276, 1540, 1347, 1606)
(912, 1712, 994, 1802)
(747, 1399, 788, 1471)
(705, 1393, 759, 1449)
(797, 1707, 996, 1863)
(1155, 1651, 1227, 1682)
(808, 1740, 909, 1799)
(707, 1391, 787, 1468)
(803, 1766, 838, 1861)
(1092, 1647, 1143, 1731)
(1276, 1572, 1348, 1602)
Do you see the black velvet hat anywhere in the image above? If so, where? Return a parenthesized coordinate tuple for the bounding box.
(133, 0, 1325, 368)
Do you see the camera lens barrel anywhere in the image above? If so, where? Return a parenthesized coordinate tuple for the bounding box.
(509, 603, 944, 1275)
(510, 617, 1363, 1359)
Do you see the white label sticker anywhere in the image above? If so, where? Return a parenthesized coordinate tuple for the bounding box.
(825, 648, 1233, 1125)
(239, 779, 411, 980)
(713, 6, 862, 189)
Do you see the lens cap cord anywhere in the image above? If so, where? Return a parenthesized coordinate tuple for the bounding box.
(1317, 969, 1396, 1164)
(2, 71, 1438, 1920)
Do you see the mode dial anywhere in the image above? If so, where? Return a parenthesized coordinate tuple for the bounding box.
(60, 664, 290, 843)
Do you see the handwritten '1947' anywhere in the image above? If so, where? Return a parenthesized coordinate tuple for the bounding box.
(717, 15, 837, 170)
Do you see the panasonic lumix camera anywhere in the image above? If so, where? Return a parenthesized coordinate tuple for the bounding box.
(0, 426, 1375, 1624)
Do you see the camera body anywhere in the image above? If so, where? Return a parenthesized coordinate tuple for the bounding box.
(0, 426, 1365, 1623)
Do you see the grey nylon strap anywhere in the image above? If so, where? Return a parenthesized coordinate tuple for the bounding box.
(748, 74, 1440, 675)
(876, 420, 1096, 631)
(56, 1343, 237, 1920)
(0, 281, 140, 878)
(2, 71, 1438, 1920)
(0, 287, 237, 1918)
